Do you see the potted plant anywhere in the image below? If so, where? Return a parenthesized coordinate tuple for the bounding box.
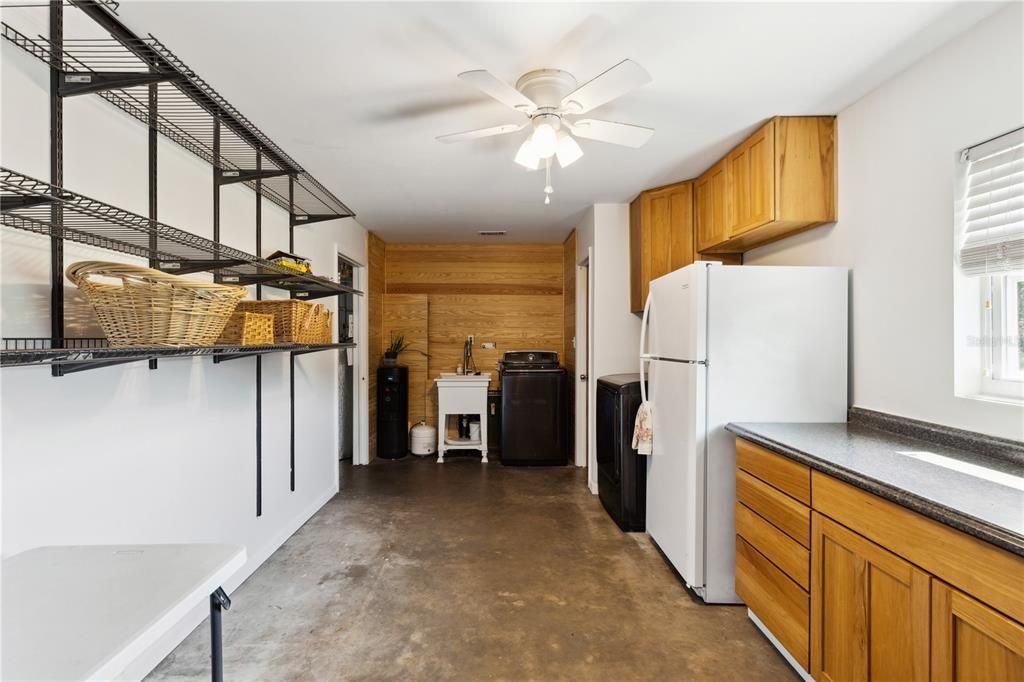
(382, 333, 426, 366)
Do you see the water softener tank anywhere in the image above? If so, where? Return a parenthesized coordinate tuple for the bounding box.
(410, 421, 437, 456)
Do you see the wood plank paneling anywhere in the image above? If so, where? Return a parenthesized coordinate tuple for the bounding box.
(383, 243, 566, 428)
(367, 232, 386, 458)
(382, 294, 429, 425)
(563, 230, 576, 375)
(386, 244, 563, 295)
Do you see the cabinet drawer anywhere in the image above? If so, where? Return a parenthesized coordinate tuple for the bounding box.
(736, 536, 810, 669)
(737, 469, 810, 547)
(736, 502, 810, 589)
(736, 438, 811, 504)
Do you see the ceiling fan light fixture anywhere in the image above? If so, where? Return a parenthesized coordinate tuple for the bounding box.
(531, 116, 560, 159)
(555, 130, 583, 168)
(514, 138, 540, 170)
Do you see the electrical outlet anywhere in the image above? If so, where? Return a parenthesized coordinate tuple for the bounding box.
(468, 335, 474, 344)
(481, 342, 496, 350)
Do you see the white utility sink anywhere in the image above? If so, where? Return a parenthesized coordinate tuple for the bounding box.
(436, 372, 491, 383)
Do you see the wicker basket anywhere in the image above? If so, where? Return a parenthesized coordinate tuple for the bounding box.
(303, 304, 333, 345)
(217, 311, 275, 346)
(67, 260, 246, 347)
(234, 300, 332, 344)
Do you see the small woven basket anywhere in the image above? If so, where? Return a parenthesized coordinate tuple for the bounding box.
(217, 311, 275, 346)
(67, 260, 246, 347)
(302, 304, 333, 345)
(235, 300, 332, 344)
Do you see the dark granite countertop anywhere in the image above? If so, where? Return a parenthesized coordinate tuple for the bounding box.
(726, 415, 1024, 557)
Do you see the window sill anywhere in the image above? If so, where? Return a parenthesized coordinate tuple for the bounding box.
(956, 391, 1024, 408)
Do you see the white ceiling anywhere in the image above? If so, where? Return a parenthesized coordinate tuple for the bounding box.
(117, 1, 1003, 243)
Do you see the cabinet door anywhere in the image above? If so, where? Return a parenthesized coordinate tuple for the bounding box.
(932, 582, 1024, 681)
(668, 183, 694, 271)
(728, 120, 775, 237)
(695, 160, 729, 252)
(811, 512, 930, 682)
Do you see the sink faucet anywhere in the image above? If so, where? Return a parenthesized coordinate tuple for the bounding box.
(463, 336, 476, 375)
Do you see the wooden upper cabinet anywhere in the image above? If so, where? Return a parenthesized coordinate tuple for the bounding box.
(811, 512, 931, 682)
(728, 120, 775, 237)
(932, 582, 1024, 682)
(700, 115, 836, 253)
(629, 181, 694, 313)
(694, 159, 731, 253)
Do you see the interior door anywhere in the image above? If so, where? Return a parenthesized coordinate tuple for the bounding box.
(645, 359, 705, 589)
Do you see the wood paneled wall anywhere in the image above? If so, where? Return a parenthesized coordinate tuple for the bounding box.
(382, 243, 567, 428)
(366, 232, 386, 458)
(562, 230, 577, 377)
(382, 294, 429, 423)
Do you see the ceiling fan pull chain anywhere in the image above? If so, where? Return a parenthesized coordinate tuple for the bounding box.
(544, 158, 553, 205)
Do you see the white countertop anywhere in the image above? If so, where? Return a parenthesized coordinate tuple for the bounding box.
(3, 543, 246, 681)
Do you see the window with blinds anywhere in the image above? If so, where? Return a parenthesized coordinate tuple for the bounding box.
(958, 127, 1024, 276)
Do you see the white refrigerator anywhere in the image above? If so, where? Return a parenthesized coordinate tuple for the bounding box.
(640, 262, 848, 604)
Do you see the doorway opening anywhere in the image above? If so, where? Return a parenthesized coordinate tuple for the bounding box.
(338, 254, 361, 475)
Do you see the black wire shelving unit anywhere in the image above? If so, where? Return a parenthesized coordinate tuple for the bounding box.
(0, 2, 354, 223)
(0, 168, 356, 298)
(1, 338, 356, 375)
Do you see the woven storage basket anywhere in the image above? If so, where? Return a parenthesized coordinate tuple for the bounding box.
(66, 260, 246, 347)
(303, 304, 333, 345)
(217, 311, 275, 346)
(234, 300, 308, 344)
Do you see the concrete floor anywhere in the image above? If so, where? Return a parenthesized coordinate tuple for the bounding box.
(148, 457, 795, 681)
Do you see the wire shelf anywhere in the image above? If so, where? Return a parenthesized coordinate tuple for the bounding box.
(1, 338, 356, 369)
(0, 2, 354, 220)
(1, 168, 361, 299)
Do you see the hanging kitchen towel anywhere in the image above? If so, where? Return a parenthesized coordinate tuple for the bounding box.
(632, 402, 653, 455)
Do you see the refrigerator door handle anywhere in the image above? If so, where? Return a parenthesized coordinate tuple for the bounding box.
(639, 291, 653, 404)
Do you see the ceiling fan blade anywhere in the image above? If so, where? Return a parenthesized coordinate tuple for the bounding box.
(458, 70, 538, 113)
(436, 122, 527, 144)
(561, 59, 651, 114)
(568, 119, 654, 148)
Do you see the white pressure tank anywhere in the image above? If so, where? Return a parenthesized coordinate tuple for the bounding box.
(410, 421, 437, 456)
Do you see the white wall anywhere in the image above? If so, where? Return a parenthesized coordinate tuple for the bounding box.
(576, 204, 643, 490)
(744, 3, 1023, 441)
(0, 17, 368, 677)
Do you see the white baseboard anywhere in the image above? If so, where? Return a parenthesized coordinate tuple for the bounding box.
(747, 609, 814, 682)
(121, 486, 338, 680)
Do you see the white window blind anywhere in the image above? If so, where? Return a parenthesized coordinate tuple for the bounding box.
(958, 127, 1024, 276)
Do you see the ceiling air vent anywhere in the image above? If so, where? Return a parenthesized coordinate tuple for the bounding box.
(478, 230, 507, 237)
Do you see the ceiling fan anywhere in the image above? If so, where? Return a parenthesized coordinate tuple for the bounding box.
(436, 60, 654, 204)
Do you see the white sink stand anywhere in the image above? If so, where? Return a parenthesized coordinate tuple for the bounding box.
(435, 373, 491, 463)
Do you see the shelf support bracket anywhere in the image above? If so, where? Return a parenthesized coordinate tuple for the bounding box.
(1, 195, 54, 211)
(59, 71, 181, 97)
(156, 259, 247, 275)
(290, 213, 344, 227)
(215, 168, 290, 186)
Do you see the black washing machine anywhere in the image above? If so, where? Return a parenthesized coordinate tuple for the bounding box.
(596, 374, 647, 531)
(499, 351, 568, 465)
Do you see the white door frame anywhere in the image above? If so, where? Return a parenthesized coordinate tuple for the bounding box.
(576, 247, 597, 494)
(574, 254, 589, 468)
(343, 257, 370, 466)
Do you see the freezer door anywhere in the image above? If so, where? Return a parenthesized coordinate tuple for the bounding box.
(646, 263, 709, 363)
(644, 359, 706, 590)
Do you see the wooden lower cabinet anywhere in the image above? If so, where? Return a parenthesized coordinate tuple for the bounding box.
(810, 512, 930, 681)
(735, 438, 1024, 682)
(932, 582, 1024, 681)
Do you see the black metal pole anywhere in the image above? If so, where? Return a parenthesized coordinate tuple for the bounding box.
(49, 0, 64, 376)
(255, 150, 263, 517)
(288, 174, 296, 492)
(209, 587, 230, 682)
(148, 81, 159, 370)
(212, 118, 220, 247)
